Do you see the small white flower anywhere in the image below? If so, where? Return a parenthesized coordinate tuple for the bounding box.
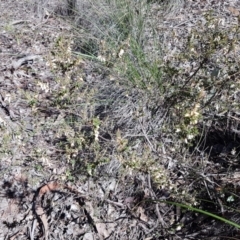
(176, 225, 182, 231)
(190, 48, 195, 52)
(97, 55, 106, 62)
(118, 49, 124, 58)
(187, 134, 194, 140)
(227, 195, 234, 202)
(192, 119, 198, 124)
(231, 148, 236, 155)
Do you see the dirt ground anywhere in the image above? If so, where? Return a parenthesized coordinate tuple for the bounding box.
(1, 0, 240, 239)
(0, 1, 165, 239)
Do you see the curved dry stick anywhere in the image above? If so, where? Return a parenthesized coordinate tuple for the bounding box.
(33, 182, 59, 240)
(32, 181, 87, 240)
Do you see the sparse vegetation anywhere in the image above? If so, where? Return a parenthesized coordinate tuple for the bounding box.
(1, 0, 240, 239)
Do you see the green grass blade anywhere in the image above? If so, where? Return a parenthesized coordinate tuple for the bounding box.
(153, 200, 240, 229)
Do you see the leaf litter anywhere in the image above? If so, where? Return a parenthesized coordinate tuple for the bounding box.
(1, 0, 240, 239)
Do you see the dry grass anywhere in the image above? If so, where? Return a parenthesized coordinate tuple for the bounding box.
(1, 0, 240, 239)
